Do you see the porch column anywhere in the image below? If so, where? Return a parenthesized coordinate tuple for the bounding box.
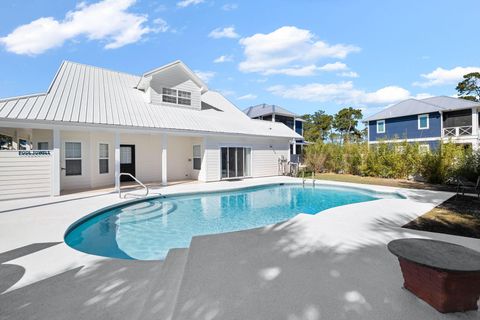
(51, 128, 60, 196)
(472, 108, 479, 136)
(114, 132, 120, 192)
(162, 133, 168, 186)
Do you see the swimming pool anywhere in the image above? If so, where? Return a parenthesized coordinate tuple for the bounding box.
(65, 183, 403, 260)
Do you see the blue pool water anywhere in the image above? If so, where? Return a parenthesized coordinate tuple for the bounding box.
(65, 183, 402, 260)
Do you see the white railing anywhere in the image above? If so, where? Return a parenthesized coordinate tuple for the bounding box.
(118, 173, 149, 199)
(443, 126, 473, 137)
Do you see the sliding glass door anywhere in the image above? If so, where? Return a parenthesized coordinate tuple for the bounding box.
(221, 147, 251, 179)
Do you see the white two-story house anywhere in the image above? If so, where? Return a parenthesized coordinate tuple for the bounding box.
(0, 60, 301, 200)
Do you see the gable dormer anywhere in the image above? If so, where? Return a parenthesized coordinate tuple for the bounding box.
(136, 60, 207, 110)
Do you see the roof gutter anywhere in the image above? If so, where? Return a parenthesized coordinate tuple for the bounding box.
(0, 118, 298, 140)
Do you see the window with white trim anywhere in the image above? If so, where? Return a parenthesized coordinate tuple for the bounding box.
(162, 88, 192, 106)
(418, 114, 429, 130)
(193, 145, 201, 170)
(162, 88, 177, 104)
(65, 142, 82, 176)
(99, 143, 109, 174)
(376, 120, 385, 134)
(178, 90, 191, 106)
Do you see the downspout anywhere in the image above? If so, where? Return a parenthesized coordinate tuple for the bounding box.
(439, 111, 444, 145)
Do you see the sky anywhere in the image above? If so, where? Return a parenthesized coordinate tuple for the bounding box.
(0, 0, 479, 118)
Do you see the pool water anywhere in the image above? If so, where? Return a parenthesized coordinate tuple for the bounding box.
(65, 184, 402, 260)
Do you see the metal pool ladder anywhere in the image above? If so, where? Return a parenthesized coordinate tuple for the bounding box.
(118, 173, 149, 199)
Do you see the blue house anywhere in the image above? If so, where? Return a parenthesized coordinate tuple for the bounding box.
(243, 104, 306, 156)
(363, 96, 480, 151)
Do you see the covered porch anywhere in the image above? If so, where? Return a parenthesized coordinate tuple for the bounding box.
(0, 124, 206, 200)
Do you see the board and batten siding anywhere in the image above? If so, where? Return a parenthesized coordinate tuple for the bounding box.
(203, 136, 290, 182)
(368, 112, 441, 141)
(0, 151, 52, 200)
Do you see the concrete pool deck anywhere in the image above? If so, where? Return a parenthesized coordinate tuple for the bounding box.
(0, 176, 479, 320)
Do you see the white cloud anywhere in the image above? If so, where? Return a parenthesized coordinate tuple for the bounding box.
(239, 26, 360, 75)
(318, 62, 348, 72)
(152, 18, 169, 33)
(237, 93, 257, 100)
(153, 4, 167, 12)
(194, 70, 215, 83)
(252, 61, 356, 77)
(413, 66, 480, 87)
(263, 65, 318, 76)
(214, 55, 233, 63)
(0, 0, 162, 55)
(412, 93, 434, 100)
(219, 89, 235, 96)
(250, 78, 268, 83)
(208, 26, 240, 39)
(338, 71, 359, 78)
(267, 81, 419, 105)
(177, 0, 204, 8)
(222, 3, 238, 11)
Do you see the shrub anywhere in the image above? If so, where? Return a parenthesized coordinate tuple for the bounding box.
(304, 140, 478, 184)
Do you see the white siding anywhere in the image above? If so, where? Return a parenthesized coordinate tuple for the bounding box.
(203, 135, 290, 182)
(166, 136, 205, 181)
(167, 136, 192, 181)
(59, 132, 164, 191)
(31, 129, 53, 150)
(89, 132, 115, 188)
(0, 151, 51, 200)
(60, 131, 91, 190)
(150, 79, 201, 111)
(117, 133, 162, 184)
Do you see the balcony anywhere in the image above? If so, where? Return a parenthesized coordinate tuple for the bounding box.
(443, 126, 473, 137)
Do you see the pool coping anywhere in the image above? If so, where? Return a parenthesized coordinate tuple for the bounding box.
(63, 180, 408, 248)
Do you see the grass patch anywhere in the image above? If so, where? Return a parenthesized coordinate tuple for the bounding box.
(403, 195, 480, 239)
(313, 173, 456, 192)
(313, 173, 480, 238)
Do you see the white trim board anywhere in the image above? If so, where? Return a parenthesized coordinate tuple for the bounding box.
(368, 137, 441, 144)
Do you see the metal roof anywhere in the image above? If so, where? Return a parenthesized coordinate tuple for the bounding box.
(137, 60, 208, 94)
(243, 103, 303, 120)
(421, 96, 480, 111)
(363, 96, 480, 122)
(0, 61, 300, 139)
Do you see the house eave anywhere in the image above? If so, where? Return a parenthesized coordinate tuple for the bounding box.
(0, 118, 297, 140)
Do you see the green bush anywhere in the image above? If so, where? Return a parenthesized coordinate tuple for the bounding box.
(304, 140, 477, 183)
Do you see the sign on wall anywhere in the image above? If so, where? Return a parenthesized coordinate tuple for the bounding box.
(18, 150, 51, 156)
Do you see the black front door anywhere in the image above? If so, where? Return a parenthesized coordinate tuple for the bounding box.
(120, 144, 135, 181)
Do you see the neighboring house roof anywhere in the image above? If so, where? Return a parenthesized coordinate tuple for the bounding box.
(421, 96, 480, 111)
(0, 61, 301, 139)
(363, 96, 480, 122)
(243, 103, 304, 120)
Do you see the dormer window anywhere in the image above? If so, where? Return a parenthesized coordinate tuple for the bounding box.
(162, 88, 192, 106)
(162, 88, 177, 103)
(178, 90, 191, 106)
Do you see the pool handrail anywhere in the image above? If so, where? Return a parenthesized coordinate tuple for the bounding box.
(118, 173, 149, 199)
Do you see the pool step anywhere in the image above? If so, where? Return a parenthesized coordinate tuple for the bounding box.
(170, 233, 237, 320)
(171, 228, 272, 320)
(138, 248, 189, 320)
